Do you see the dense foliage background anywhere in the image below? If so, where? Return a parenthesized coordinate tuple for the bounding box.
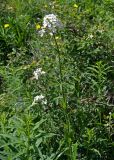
(0, 0, 114, 159)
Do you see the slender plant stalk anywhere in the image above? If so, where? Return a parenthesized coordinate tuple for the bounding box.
(53, 33, 67, 109)
(53, 33, 73, 160)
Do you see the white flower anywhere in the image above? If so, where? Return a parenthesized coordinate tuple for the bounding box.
(42, 99, 47, 105)
(39, 14, 62, 36)
(43, 14, 61, 29)
(34, 95, 45, 102)
(32, 95, 47, 106)
(33, 68, 45, 80)
(39, 28, 46, 37)
(97, 29, 104, 34)
(88, 34, 94, 39)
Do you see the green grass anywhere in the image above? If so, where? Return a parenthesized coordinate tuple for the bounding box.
(0, 0, 114, 159)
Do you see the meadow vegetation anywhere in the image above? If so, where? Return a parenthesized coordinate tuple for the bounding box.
(0, 0, 114, 159)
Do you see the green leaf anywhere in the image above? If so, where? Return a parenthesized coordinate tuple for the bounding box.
(33, 119, 46, 131)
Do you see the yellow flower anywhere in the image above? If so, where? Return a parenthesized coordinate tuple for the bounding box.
(36, 24, 41, 30)
(73, 4, 78, 8)
(4, 24, 10, 28)
(44, 5, 48, 8)
(55, 36, 59, 40)
(7, 5, 13, 11)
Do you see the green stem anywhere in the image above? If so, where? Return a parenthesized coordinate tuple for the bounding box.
(53, 33, 72, 159)
(53, 33, 66, 109)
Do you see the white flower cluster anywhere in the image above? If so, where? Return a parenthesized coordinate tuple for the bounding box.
(33, 68, 45, 80)
(97, 29, 104, 34)
(39, 14, 62, 36)
(32, 95, 47, 106)
(88, 34, 94, 39)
